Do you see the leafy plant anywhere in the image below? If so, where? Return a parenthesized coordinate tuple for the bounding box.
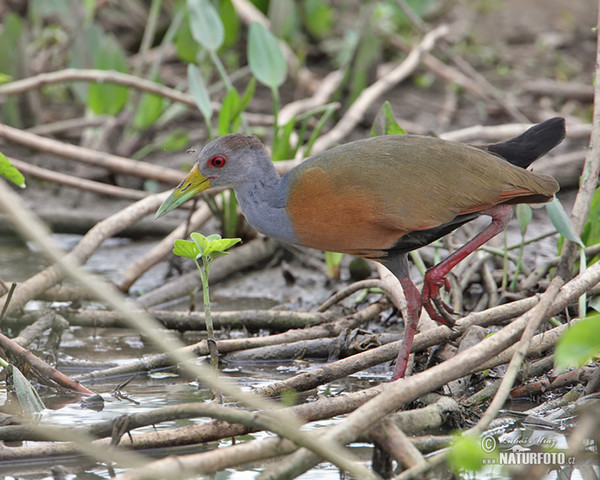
(0, 358, 44, 415)
(0, 153, 26, 188)
(247, 21, 288, 144)
(508, 204, 532, 291)
(448, 434, 495, 473)
(554, 312, 600, 370)
(173, 233, 241, 369)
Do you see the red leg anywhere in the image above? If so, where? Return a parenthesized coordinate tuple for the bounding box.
(383, 253, 422, 380)
(422, 204, 513, 325)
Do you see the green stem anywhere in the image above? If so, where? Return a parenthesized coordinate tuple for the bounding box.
(509, 233, 526, 292)
(271, 86, 280, 142)
(210, 50, 233, 91)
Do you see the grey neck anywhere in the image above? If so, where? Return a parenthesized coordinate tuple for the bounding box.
(233, 166, 298, 245)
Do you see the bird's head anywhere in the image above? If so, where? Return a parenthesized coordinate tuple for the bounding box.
(156, 134, 266, 218)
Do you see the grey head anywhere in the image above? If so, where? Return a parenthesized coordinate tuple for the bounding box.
(196, 133, 273, 189)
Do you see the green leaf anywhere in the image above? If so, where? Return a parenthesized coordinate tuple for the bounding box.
(248, 22, 287, 89)
(9, 365, 45, 415)
(187, 0, 224, 52)
(133, 76, 165, 129)
(190, 232, 210, 255)
(173, 239, 200, 259)
(174, 12, 199, 62)
(546, 197, 583, 247)
(302, 0, 332, 38)
(218, 87, 240, 135)
(581, 187, 600, 251)
(516, 204, 532, 234)
(161, 129, 189, 151)
(448, 435, 491, 473)
(271, 114, 297, 161)
(371, 101, 407, 136)
(69, 23, 102, 103)
(555, 313, 600, 370)
(0, 153, 26, 188)
(87, 34, 129, 115)
(237, 77, 256, 117)
(187, 64, 213, 120)
(219, 0, 240, 49)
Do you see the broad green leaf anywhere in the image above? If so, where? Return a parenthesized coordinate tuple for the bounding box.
(174, 12, 199, 62)
(248, 22, 287, 89)
(88, 34, 129, 115)
(581, 187, 600, 258)
(271, 114, 296, 161)
(448, 435, 491, 473)
(546, 197, 583, 247)
(218, 88, 240, 136)
(302, 0, 332, 38)
(219, 0, 240, 49)
(555, 314, 600, 370)
(187, 64, 213, 119)
(133, 77, 165, 129)
(190, 232, 210, 255)
(0, 14, 24, 126)
(371, 101, 407, 136)
(236, 77, 256, 118)
(516, 204, 532, 234)
(187, 0, 224, 52)
(69, 23, 102, 102)
(9, 365, 45, 415)
(0, 153, 25, 188)
(173, 239, 199, 259)
(161, 129, 189, 151)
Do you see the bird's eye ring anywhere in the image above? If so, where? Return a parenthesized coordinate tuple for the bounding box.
(208, 155, 227, 168)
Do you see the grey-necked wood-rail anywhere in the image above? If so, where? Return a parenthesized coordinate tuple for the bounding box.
(156, 117, 566, 380)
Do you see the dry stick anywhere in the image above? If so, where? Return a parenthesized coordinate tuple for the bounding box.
(0, 69, 199, 107)
(0, 123, 183, 184)
(258, 264, 600, 480)
(521, 243, 600, 291)
(0, 191, 170, 315)
(11, 311, 69, 348)
(118, 437, 298, 480)
(116, 202, 212, 291)
(523, 79, 594, 102)
(311, 24, 449, 154)
(0, 183, 376, 480)
(61, 308, 334, 332)
(8, 156, 149, 201)
(442, 121, 592, 143)
(318, 278, 385, 312)
(279, 70, 344, 125)
(475, 317, 580, 372)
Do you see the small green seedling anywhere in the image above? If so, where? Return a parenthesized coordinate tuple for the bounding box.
(173, 233, 241, 369)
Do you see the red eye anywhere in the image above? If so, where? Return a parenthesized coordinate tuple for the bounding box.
(208, 155, 226, 168)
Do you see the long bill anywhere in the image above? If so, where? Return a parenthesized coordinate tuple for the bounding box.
(155, 164, 212, 218)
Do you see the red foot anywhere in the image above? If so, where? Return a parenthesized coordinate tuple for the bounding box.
(421, 270, 456, 327)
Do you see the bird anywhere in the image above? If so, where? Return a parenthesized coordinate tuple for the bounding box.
(156, 117, 566, 380)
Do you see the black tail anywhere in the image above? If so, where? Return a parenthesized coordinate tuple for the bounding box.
(487, 117, 566, 168)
